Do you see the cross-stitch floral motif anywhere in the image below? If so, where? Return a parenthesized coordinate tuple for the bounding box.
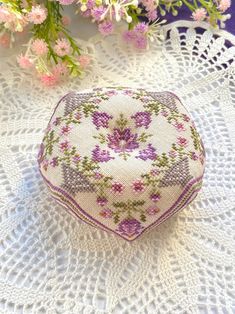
(93, 112, 154, 160)
(38, 87, 205, 240)
(107, 128, 139, 153)
(117, 218, 143, 238)
(92, 111, 113, 129)
(131, 111, 152, 129)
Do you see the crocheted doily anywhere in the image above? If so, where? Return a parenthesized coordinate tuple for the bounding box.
(0, 21, 235, 313)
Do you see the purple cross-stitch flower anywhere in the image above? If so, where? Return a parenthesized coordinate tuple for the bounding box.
(92, 111, 113, 129)
(131, 111, 152, 129)
(137, 144, 157, 161)
(50, 157, 59, 167)
(150, 192, 161, 202)
(96, 196, 108, 207)
(107, 128, 139, 153)
(117, 218, 143, 237)
(92, 145, 114, 163)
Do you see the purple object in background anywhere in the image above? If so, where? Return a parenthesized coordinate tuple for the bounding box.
(165, 2, 234, 35)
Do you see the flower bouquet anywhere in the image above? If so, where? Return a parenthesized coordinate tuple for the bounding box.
(0, 0, 231, 85)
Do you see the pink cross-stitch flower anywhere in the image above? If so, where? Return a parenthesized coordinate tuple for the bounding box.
(111, 182, 125, 194)
(99, 208, 112, 218)
(174, 122, 186, 132)
(59, 140, 71, 152)
(146, 206, 160, 216)
(177, 137, 188, 147)
(132, 180, 145, 193)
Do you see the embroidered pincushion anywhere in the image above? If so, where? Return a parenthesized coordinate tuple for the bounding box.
(38, 87, 205, 241)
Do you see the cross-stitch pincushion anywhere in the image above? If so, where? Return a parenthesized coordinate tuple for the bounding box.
(38, 87, 205, 241)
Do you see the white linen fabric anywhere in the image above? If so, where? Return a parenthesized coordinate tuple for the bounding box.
(0, 21, 235, 313)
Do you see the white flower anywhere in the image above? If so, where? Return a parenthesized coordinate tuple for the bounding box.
(100, 0, 138, 23)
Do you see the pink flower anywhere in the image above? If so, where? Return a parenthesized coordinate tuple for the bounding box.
(111, 182, 125, 194)
(122, 30, 135, 43)
(96, 196, 108, 207)
(58, 0, 75, 5)
(134, 22, 148, 34)
(31, 39, 48, 56)
(98, 20, 114, 36)
(0, 7, 14, 23)
(6, 15, 28, 32)
(40, 73, 58, 86)
(132, 180, 145, 193)
(54, 38, 71, 57)
(142, 0, 156, 11)
(218, 0, 231, 12)
(62, 15, 71, 26)
(0, 33, 10, 48)
(134, 35, 148, 49)
(192, 8, 207, 21)
(150, 193, 161, 202)
(147, 10, 157, 21)
(146, 206, 160, 216)
(60, 125, 72, 135)
(91, 6, 106, 21)
(81, 9, 92, 17)
(28, 5, 48, 25)
(99, 208, 112, 218)
(53, 62, 69, 77)
(177, 137, 188, 147)
(59, 140, 71, 152)
(78, 55, 91, 68)
(174, 122, 185, 132)
(17, 54, 33, 69)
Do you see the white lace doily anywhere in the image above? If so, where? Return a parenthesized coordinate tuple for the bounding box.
(0, 21, 235, 313)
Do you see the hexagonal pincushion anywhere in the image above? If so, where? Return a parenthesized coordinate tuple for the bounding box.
(38, 87, 205, 241)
